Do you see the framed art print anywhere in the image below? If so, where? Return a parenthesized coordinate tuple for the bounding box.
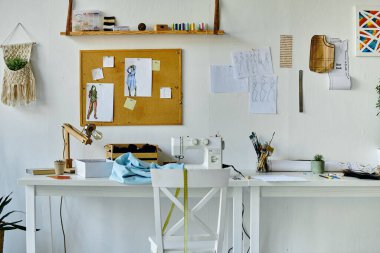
(355, 6, 380, 56)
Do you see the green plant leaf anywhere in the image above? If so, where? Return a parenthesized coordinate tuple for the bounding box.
(0, 193, 12, 215)
(5, 223, 26, 231)
(0, 193, 38, 232)
(0, 211, 17, 223)
(0, 227, 19, 231)
(1, 220, 23, 226)
(5, 57, 28, 71)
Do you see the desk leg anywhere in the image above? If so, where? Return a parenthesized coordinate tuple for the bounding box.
(232, 187, 242, 253)
(26, 186, 36, 253)
(250, 187, 260, 253)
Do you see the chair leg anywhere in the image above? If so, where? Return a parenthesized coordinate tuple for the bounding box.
(150, 241, 162, 253)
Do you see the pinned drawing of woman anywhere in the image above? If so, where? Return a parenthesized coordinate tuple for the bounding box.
(126, 64, 137, 96)
(87, 85, 98, 120)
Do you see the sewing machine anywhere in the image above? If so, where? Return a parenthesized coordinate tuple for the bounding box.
(171, 136, 224, 169)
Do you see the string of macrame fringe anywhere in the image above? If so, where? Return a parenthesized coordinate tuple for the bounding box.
(1, 43, 36, 106)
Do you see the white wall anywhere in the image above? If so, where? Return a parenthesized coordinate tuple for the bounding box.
(1, 0, 380, 252)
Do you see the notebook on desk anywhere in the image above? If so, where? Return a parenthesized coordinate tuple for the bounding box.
(26, 168, 55, 175)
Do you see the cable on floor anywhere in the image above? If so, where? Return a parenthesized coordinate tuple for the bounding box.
(242, 203, 250, 239)
(60, 197, 67, 253)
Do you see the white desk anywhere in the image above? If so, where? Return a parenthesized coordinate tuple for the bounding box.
(248, 172, 380, 253)
(18, 175, 248, 253)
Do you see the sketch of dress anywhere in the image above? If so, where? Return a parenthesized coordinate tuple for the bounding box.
(249, 75, 277, 114)
(232, 47, 273, 78)
(126, 65, 137, 96)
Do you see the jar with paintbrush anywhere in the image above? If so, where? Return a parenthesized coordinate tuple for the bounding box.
(249, 132, 275, 173)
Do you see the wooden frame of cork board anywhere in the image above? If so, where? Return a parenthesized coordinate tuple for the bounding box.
(80, 49, 182, 126)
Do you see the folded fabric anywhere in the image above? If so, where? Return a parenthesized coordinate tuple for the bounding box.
(109, 152, 184, 184)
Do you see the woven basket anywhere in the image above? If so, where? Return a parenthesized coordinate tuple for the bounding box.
(1, 43, 36, 106)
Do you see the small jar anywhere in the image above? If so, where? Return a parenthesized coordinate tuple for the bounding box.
(54, 160, 65, 175)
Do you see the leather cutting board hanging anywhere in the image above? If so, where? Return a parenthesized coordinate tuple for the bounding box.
(309, 35, 335, 73)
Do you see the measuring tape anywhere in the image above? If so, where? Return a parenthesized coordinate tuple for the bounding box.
(161, 168, 189, 252)
(183, 168, 188, 253)
(162, 188, 181, 234)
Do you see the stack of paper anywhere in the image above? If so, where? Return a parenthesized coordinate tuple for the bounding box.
(210, 65, 248, 93)
(253, 175, 309, 182)
(210, 47, 277, 114)
(231, 47, 277, 114)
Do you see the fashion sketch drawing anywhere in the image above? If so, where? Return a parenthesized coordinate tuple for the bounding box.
(87, 85, 97, 119)
(126, 65, 137, 96)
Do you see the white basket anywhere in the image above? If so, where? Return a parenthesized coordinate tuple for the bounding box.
(75, 159, 113, 178)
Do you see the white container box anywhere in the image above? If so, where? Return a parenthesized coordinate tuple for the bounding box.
(72, 10, 102, 31)
(268, 160, 311, 172)
(75, 159, 113, 178)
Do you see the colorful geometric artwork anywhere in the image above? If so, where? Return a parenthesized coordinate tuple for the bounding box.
(356, 6, 380, 56)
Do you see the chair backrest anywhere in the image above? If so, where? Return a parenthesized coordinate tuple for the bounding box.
(151, 169, 230, 253)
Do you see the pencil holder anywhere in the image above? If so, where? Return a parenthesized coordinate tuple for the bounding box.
(54, 160, 65, 175)
(257, 153, 270, 173)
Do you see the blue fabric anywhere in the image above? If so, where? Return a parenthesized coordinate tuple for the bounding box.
(109, 152, 184, 184)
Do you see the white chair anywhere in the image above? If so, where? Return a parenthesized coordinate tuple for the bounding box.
(149, 169, 230, 253)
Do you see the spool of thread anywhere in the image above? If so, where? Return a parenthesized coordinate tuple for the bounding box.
(138, 23, 146, 31)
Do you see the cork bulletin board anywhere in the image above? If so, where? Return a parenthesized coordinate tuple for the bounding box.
(80, 49, 182, 126)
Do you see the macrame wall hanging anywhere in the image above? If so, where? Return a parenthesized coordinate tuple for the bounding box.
(1, 23, 36, 106)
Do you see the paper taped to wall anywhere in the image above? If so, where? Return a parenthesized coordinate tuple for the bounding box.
(280, 35, 293, 68)
(92, 68, 104, 80)
(86, 83, 114, 122)
(210, 65, 248, 93)
(125, 58, 152, 97)
(328, 38, 351, 90)
(160, 87, 171, 98)
(231, 47, 273, 78)
(103, 56, 114, 68)
(124, 97, 136, 110)
(249, 75, 277, 114)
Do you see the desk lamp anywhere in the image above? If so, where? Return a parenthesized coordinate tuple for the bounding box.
(62, 123, 102, 170)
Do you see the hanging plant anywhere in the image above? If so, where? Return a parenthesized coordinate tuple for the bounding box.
(5, 57, 28, 71)
(1, 23, 36, 106)
(1, 43, 36, 106)
(376, 83, 380, 116)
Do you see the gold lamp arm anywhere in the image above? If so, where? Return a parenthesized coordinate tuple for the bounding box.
(62, 123, 93, 169)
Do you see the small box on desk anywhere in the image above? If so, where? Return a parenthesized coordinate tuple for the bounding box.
(104, 144, 159, 163)
(75, 159, 113, 178)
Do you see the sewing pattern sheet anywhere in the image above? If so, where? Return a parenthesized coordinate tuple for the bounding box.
(249, 75, 277, 114)
(231, 47, 273, 78)
(210, 65, 248, 93)
(328, 39, 351, 90)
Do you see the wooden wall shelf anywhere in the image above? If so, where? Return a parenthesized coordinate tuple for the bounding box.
(60, 30, 225, 36)
(64, 0, 223, 36)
